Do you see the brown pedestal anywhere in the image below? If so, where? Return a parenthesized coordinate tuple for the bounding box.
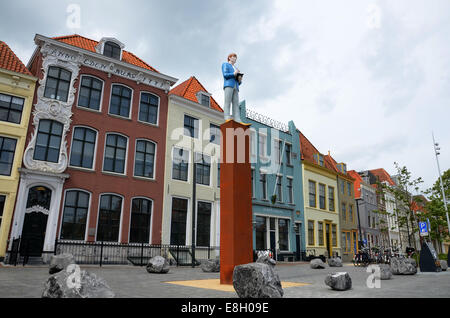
(219, 120, 253, 285)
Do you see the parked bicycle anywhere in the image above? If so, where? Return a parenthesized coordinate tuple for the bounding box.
(353, 246, 371, 267)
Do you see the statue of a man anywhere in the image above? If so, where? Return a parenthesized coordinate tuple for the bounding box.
(222, 53, 243, 123)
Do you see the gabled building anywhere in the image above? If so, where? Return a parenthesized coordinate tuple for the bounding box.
(299, 132, 340, 259)
(8, 34, 177, 262)
(161, 76, 223, 255)
(360, 169, 399, 249)
(348, 170, 380, 250)
(327, 155, 358, 262)
(240, 101, 305, 261)
(0, 41, 37, 261)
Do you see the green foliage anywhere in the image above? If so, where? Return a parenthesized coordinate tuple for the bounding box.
(438, 253, 447, 260)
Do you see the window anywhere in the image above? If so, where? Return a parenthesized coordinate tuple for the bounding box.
(319, 183, 326, 209)
(69, 127, 96, 169)
(172, 147, 189, 181)
(109, 85, 132, 118)
(134, 140, 156, 179)
(0, 137, 16, 176)
(260, 172, 267, 200)
(340, 180, 345, 194)
(170, 197, 188, 245)
(78, 76, 102, 110)
(274, 140, 282, 164)
(368, 215, 371, 228)
(60, 190, 89, 240)
(328, 187, 335, 211)
(287, 178, 293, 204)
(342, 203, 347, 221)
(0, 195, 5, 228)
(197, 201, 211, 247)
(258, 133, 267, 158)
(285, 143, 292, 165)
(200, 94, 210, 107)
(209, 123, 220, 145)
(184, 115, 199, 138)
(314, 153, 324, 166)
(308, 180, 316, 207)
(103, 134, 127, 174)
(33, 120, 63, 163)
(103, 41, 121, 59)
(349, 204, 354, 224)
(308, 220, 315, 246)
(255, 216, 267, 250)
(139, 93, 159, 125)
(276, 175, 282, 202)
(195, 153, 211, 186)
(347, 182, 352, 196)
(250, 130, 257, 158)
(44, 66, 72, 102)
(0, 93, 24, 124)
(129, 198, 152, 243)
(318, 222, 324, 246)
(217, 162, 220, 187)
(278, 219, 289, 251)
(97, 194, 122, 242)
(332, 224, 337, 247)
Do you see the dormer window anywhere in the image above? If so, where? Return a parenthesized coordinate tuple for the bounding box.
(103, 41, 121, 60)
(196, 92, 210, 107)
(338, 163, 347, 174)
(313, 153, 324, 166)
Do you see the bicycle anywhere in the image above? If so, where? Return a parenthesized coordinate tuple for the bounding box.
(353, 246, 371, 267)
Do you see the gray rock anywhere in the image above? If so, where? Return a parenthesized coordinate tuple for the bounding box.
(233, 262, 283, 298)
(327, 257, 343, 267)
(390, 257, 417, 275)
(439, 260, 448, 271)
(405, 258, 417, 267)
(201, 259, 220, 272)
(49, 253, 76, 274)
(325, 272, 352, 291)
(42, 267, 114, 298)
(310, 258, 326, 269)
(378, 264, 393, 280)
(146, 256, 170, 274)
(256, 255, 276, 268)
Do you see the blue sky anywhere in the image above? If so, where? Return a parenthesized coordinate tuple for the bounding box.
(1, 0, 449, 193)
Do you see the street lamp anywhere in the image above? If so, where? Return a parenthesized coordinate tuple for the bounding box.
(432, 132, 450, 238)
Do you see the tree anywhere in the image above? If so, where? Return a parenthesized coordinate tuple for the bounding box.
(378, 163, 424, 251)
(423, 169, 450, 252)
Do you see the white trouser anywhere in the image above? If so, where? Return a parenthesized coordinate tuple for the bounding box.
(224, 86, 241, 122)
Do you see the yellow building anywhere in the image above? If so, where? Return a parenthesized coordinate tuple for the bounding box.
(0, 41, 37, 261)
(300, 132, 341, 258)
(161, 77, 223, 258)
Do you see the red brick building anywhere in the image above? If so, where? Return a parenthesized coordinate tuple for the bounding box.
(9, 34, 177, 259)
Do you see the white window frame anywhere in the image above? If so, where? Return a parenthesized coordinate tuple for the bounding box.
(102, 132, 129, 176)
(138, 91, 160, 126)
(59, 188, 92, 241)
(133, 138, 157, 181)
(108, 83, 134, 120)
(68, 125, 98, 171)
(76, 74, 104, 113)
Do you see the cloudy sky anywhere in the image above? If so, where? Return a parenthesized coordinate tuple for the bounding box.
(1, 0, 449, 193)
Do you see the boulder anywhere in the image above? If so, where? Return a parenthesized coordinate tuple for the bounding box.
(378, 264, 392, 280)
(310, 258, 326, 269)
(325, 272, 352, 291)
(201, 259, 220, 272)
(327, 257, 343, 267)
(42, 266, 114, 298)
(256, 255, 276, 268)
(146, 256, 170, 274)
(49, 253, 76, 274)
(439, 260, 448, 271)
(233, 262, 283, 298)
(390, 257, 417, 275)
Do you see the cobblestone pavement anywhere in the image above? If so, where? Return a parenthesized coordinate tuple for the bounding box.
(0, 262, 449, 298)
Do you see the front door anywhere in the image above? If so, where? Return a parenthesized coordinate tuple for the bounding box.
(325, 223, 331, 258)
(20, 212, 48, 256)
(295, 223, 301, 261)
(20, 186, 52, 257)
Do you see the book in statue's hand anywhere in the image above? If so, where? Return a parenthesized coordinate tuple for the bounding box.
(236, 72, 244, 84)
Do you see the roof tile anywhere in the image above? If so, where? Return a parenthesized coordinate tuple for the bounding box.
(0, 41, 32, 76)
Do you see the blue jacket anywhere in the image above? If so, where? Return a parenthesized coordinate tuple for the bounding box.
(222, 62, 241, 91)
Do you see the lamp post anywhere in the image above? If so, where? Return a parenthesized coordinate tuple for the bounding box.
(432, 132, 450, 238)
